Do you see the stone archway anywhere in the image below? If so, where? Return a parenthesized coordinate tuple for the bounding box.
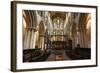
(35, 21, 45, 50)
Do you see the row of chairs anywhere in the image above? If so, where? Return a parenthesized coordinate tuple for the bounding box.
(66, 47, 91, 60)
(23, 49, 51, 62)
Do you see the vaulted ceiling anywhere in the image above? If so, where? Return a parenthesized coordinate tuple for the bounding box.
(23, 10, 91, 36)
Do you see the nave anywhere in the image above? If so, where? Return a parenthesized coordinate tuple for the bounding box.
(23, 10, 91, 62)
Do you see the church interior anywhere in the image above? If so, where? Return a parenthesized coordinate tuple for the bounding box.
(22, 10, 91, 62)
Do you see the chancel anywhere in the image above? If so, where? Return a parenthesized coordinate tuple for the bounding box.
(23, 10, 91, 62)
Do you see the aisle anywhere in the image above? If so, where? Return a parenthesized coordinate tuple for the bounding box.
(46, 50, 71, 61)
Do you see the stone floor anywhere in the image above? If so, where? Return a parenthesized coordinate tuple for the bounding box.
(46, 50, 71, 61)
